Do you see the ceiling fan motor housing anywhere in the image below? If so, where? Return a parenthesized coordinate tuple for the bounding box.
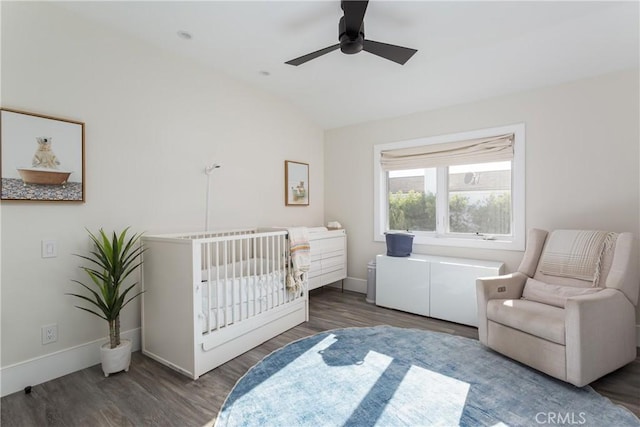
(338, 16, 364, 55)
(285, 0, 417, 66)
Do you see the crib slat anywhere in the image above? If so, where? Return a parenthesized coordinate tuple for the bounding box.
(260, 236, 264, 314)
(268, 235, 273, 309)
(272, 235, 278, 307)
(205, 242, 212, 334)
(280, 234, 286, 304)
(241, 237, 246, 322)
(253, 238, 257, 317)
(276, 235, 281, 306)
(231, 239, 236, 324)
(215, 241, 220, 332)
(224, 241, 229, 328)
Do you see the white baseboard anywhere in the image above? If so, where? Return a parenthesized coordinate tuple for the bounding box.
(327, 276, 366, 294)
(0, 328, 141, 397)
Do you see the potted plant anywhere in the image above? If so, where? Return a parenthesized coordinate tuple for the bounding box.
(68, 227, 145, 377)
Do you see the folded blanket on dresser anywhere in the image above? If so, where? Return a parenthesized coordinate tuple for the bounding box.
(287, 227, 310, 292)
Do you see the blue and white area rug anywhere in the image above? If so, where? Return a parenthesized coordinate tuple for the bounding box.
(215, 326, 639, 427)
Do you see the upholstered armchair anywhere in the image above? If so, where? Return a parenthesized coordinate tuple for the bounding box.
(476, 229, 639, 387)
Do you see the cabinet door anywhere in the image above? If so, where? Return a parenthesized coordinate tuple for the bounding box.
(429, 263, 488, 327)
(376, 255, 430, 316)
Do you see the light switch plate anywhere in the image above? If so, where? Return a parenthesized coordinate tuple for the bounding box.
(41, 239, 58, 258)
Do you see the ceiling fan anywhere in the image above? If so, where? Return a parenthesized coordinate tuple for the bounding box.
(285, 0, 417, 66)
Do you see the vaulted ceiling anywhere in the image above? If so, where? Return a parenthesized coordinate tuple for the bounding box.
(58, 1, 639, 129)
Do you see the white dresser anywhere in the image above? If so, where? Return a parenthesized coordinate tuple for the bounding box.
(376, 254, 504, 327)
(308, 228, 347, 290)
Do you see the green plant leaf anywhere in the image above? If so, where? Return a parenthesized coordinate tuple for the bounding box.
(69, 227, 145, 343)
(67, 292, 108, 316)
(73, 305, 108, 321)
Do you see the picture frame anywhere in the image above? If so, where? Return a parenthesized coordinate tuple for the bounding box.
(285, 160, 309, 206)
(1, 108, 85, 202)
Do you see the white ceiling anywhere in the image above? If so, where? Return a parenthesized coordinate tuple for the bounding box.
(58, 1, 639, 130)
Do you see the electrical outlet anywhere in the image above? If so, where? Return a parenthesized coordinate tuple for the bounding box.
(497, 286, 506, 293)
(42, 324, 58, 345)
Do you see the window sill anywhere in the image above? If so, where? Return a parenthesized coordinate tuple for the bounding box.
(375, 233, 524, 251)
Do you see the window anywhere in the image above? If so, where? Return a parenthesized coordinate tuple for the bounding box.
(388, 168, 437, 232)
(374, 124, 525, 251)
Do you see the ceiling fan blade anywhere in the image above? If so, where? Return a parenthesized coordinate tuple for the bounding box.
(342, 0, 368, 35)
(363, 40, 417, 65)
(285, 44, 340, 66)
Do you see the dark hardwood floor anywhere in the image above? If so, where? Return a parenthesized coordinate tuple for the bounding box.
(2, 288, 638, 426)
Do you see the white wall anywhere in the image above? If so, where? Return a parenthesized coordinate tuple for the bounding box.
(325, 69, 639, 318)
(0, 1, 324, 379)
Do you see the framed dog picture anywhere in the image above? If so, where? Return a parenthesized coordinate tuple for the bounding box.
(285, 160, 309, 206)
(1, 108, 85, 202)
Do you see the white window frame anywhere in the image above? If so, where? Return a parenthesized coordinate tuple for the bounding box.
(373, 123, 525, 251)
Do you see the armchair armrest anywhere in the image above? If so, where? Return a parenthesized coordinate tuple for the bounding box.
(565, 289, 637, 386)
(604, 232, 639, 306)
(476, 272, 528, 344)
(477, 272, 528, 301)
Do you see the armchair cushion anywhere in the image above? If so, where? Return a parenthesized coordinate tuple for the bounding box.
(538, 230, 616, 284)
(487, 299, 566, 345)
(522, 278, 602, 308)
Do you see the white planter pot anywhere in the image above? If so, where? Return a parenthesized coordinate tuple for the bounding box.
(100, 339, 132, 377)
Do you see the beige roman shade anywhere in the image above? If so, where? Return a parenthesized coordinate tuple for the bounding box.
(380, 133, 514, 171)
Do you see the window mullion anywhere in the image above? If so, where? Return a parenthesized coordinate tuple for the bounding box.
(436, 167, 448, 236)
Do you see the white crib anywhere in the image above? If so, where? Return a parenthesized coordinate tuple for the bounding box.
(141, 228, 308, 379)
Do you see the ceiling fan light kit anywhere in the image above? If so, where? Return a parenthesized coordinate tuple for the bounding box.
(286, 0, 417, 66)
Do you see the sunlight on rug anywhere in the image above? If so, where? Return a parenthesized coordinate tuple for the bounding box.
(215, 326, 639, 427)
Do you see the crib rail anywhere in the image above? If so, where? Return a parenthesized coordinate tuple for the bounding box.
(150, 228, 258, 241)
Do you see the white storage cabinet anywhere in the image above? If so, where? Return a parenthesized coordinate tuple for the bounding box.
(376, 254, 504, 326)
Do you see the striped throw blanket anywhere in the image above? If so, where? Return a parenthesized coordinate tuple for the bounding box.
(287, 227, 310, 293)
(539, 230, 617, 286)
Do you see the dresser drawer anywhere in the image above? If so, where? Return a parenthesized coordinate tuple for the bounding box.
(312, 237, 345, 253)
(322, 249, 344, 259)
(309, 275, 323, 290)
(308, 262, 323, 278)
(309, 252, 323, 262)
(321, 269, 347, 286)
(322, 255, 345, 271)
